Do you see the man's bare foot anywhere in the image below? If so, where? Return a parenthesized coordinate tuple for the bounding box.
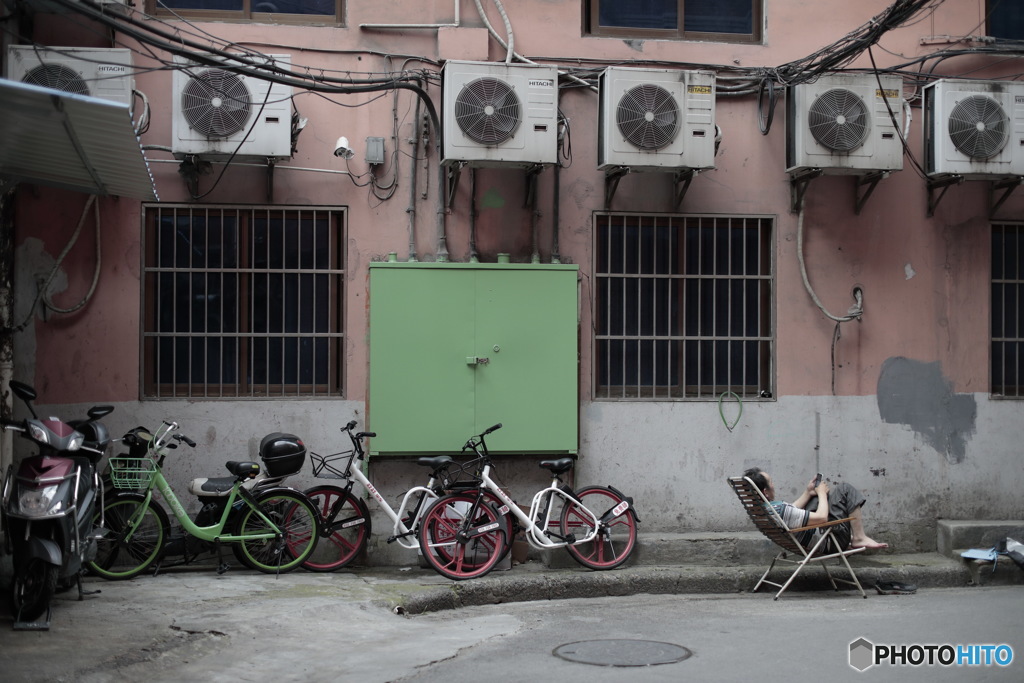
(851, 537, 888, 550)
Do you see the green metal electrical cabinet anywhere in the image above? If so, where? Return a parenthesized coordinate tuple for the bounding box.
(368, 261, 579, 455)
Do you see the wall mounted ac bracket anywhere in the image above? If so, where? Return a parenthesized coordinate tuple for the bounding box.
(990, 176, 1024, 219)
(789, 168, 823, 213)
(604, 166, 698, 210)
(925, 174, 964, 217)
(177, 156, 277, 202)
(604, 166, 628, 210)
(674, 169, 697, 209)
(854, 171, 889, 215)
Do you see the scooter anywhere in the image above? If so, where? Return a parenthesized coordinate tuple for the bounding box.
(1, 380, 113, 628)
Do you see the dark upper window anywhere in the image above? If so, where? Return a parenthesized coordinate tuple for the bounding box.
(149, 0, 342, 24)
(586, 0, 762, 43)
(988, 0, 1024, 40)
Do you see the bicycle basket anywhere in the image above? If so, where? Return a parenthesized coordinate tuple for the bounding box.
(310, 451, 351, 479)
(109, 457, 157, 489)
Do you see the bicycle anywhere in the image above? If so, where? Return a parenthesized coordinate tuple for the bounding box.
(301, 421, 515, 572)
(417, 423, 640, 580)
(87, 421, 320, 579)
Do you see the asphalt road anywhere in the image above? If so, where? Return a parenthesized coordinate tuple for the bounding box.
(0, 570, 1021, 682)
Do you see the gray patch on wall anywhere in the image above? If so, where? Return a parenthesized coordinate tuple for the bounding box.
(876, 357, 976, 463)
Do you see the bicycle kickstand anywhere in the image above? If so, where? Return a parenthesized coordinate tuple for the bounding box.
(215, 540, 230, 575)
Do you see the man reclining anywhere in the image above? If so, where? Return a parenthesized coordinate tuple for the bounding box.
(743, 468, 888, 551)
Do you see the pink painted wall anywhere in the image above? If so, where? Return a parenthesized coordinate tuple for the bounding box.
(14, 0, 1020, 403)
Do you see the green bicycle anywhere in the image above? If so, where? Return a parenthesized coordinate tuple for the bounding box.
(88, 420, 319, 579)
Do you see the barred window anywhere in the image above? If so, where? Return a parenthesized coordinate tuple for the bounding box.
(586, 0, 762, 44)
(142, 205, 345, 398)
(594, 214, 774, 400)
(992, 223, 1024, 397)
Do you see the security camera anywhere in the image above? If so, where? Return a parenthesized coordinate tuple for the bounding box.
(333, 136, 354, 160)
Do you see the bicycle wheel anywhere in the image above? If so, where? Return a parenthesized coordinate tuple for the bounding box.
(560, 486, 637, 570)
(418, 493, 505, 580)
(88, 493, 169, 580)
(301, 485, 371, 572)
(232, 490, 319, 574)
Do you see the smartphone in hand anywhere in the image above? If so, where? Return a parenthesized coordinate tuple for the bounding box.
(813, 473, 822, 487)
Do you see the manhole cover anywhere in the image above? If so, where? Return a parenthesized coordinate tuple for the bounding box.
(553, 639, 693, 667)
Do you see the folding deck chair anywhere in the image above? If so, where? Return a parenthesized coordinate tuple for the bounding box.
(728, 476, 868, 600)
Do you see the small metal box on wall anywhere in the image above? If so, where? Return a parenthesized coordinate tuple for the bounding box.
(368, 262, 579, 455)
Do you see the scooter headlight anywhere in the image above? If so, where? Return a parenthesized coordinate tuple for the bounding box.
(15, 484, 62, 517)
(28, 422, 49, 445)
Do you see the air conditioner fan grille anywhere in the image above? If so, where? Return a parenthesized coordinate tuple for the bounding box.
(807, 88, 869, 152)
(23, 64, 90, 96)
(948, 95, 1009, 159)
(616, 83, 680, 150)
(454, 77, 521, 145)
(181, 68, 252, 139)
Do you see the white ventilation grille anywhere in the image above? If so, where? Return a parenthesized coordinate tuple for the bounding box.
(180, 68, 253, 138)
(454, 77, 521, 145)
(616, 83, 680, 151)
(807, 88, 869, 152)
(947, 95, 1009, 159)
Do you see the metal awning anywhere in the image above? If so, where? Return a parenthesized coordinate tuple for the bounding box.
(0, 78, 158, 200)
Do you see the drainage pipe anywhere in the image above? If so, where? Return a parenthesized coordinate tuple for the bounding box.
(551, 163, 561, 264)
(406, 94, 422, 261)
(529, 169, 540, 264)
(469, 169, 479, 263)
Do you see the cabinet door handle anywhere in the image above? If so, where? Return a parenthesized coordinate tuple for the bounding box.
(466, 356, 490, 365)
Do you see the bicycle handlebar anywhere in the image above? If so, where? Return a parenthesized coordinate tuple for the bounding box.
(483, 423, 502, 435)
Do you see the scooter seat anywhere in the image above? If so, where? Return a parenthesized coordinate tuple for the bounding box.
(188, 476, 236, 496)
(188, 474, 263, 498)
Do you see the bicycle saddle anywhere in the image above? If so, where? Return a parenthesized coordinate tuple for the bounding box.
(416, 455, 453, 470)
(226, 460, 261, 479)
(538, 458, 574, 474)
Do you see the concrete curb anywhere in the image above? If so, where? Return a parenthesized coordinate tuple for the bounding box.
(387, 553, 984, 614)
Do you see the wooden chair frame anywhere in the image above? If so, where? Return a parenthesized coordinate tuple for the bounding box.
(728, 476, 867, 600)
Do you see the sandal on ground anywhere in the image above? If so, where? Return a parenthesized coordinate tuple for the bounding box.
(874, 580, 917, 595)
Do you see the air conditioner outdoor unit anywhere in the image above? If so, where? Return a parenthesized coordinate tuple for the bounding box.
(786, 73, 904, 175)
(172, 54, 293, 161)
(923, 78, 1024, 179)
(442, 60, 559, 168)
(598, 67, 716, 172)
(5, 46, 135, 107)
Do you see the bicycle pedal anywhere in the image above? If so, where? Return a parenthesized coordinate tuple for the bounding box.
(217, 563, 229, 575)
